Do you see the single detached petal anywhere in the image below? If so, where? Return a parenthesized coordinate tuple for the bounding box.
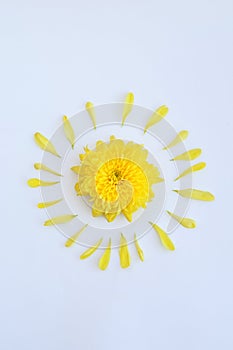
(37, 198, 63, 208)
(163, 130, 188, 150)
(34, 132, 61, 157)
(174, 162, 206, 181)
(122, 92, 134, 126)
(70, 166, 81, 174)
(44, 214, 77, 226)
(119, 233, 131, 268)
(149, 222, 175, 250)
(27, 178, 59, 187)
(65, 224, 88, 247)
(134, 233, 144, 261)
(173, 189, 215, 201)
(167, 210, 196, 229)
(34, 163, 62, 176)
(171, 148, 202, 161)
(63, 115, 75, 149)
(80, 238, 103, 260)
(98, 238, 112, 270)
(85, 101, 96, 129)
(144, 105, 168, 133)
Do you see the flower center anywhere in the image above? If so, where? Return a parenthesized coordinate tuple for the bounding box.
(95, 158, 147, 203)
(112, 170, 122, 182)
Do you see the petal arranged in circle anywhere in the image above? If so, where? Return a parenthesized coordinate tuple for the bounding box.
(63, 115, 75, 149)
(134, 233, 144, 261)
(34, 132, 61, 157)
(122, 92, 134, 126)
(174, 162, 206, 181)
(149, 222, 175, 250)
(44, 214, 77, 226)
(163, 130, 188, 150)
(119, 233, 131, 268)
(166, 210, 196, 229)
(173, 189, 215, 201)
(144, 105, 168, 133)
(80, 238, 103, 260)
(65, 224, 88, 247)
(27, 178, 59, 187)
(171, 148, 202, 161)
(85, 101, 96, 129)
(37, 198, 63, 208)
(34, 163, 62, 176)
(98, 238, 112, 270)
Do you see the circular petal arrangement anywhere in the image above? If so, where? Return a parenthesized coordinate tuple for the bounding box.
(28, 92, 215, 270)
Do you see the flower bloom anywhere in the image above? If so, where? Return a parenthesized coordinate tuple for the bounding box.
(74, 136, 162, 222)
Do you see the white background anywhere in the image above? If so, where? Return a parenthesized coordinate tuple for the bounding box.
(0, 1, 233, 349)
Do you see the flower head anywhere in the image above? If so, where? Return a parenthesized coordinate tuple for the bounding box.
(74, 136, 161, 222)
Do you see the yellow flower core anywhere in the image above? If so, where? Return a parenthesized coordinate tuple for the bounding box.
(74, 136, 161, 222)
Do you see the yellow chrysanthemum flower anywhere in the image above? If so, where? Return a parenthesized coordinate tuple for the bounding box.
(73, 136, 162, 222)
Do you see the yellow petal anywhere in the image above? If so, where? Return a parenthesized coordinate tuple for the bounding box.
(96, 140, 104, 147)
(85, 101, 96, 129)
(83, 146, 90, 153)
(80, 238, 103, 260)
(163, 130, 188, 150)
(119, 233, 131, 268)
(34, 132, 61, 157)
(70, 166, 81, 174)
(65, 224, 88, 247)
(34, 163, 62, 176)
(44, 214, 77, 226)
(171, 148, 202, 161)
(173, 188, 215, 201)
(134, 233, 144, 261)
(63, 115, 75, 149)
(149, 222, 175, 250)
(144, 105, 168, 133)
(37, 198, 63, 208)
(79, 154, 85, 161)
(105, 212, 118, 222)
(79, 146, 90, 162)
(75, 182, 81, 195)
(174, 162, 206, 181)
(98, 238, 111, 270)
(27, 178, 59, 187)
(167, 210, 196, 229)
(154, 177, 164, 183)
(92, 208, 103, 217)
(122, 210, 132, 222)
(122, 92, 134, 126)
